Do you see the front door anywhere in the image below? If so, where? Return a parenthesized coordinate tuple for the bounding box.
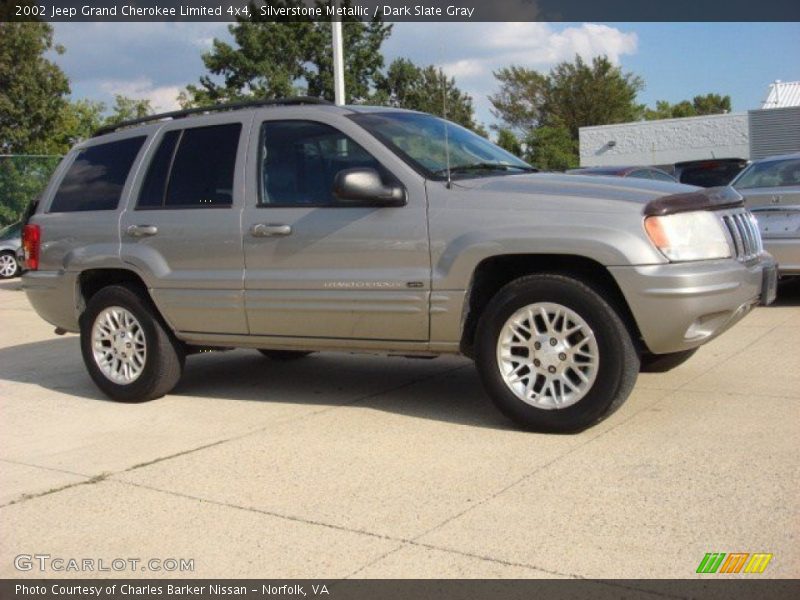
(242, 114, 430, 341)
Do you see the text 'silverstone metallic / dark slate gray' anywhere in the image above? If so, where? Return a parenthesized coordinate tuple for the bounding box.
(5, 0, 800, 22)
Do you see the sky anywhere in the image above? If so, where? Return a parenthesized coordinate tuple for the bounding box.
(50, 21, 800, 130)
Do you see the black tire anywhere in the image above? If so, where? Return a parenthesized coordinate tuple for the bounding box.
(640, 348, 697, 373)
(79, 284, 185, 402)
(474, 274, 640, 433)
(257, 349, 314, 361)
(0, 251, 20, 279)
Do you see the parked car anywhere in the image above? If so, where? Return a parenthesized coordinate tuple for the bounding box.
(567, 166, 677, 182)
(0, 222, 22, 279)
(731, 153, 800, 276)
(20, 98, 777, 432)
(673, 158, 748, 188)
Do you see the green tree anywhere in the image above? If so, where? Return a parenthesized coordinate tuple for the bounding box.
(104, 95, 154, 126)
(525, 125, 578, 171)
(184, 1, 391, 106)
(544, 56, 643, 140)
(644, 93, 732, 120)
(0, 22, 71, 154)
(0, 156, 61, 226)
(373, 59, 483, 132)
(52, 99, 105, 149)
(489, 66, 548, 137)
(490, 56, 643, 168)
(304, 18, 391, 102)
(692, 93, 731, 115)
(495, 128, 523, 158)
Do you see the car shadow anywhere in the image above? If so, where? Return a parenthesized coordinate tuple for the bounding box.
(773, 277, 800, 307)
(0, 280, 22, 291)
(0, 336, 516, 432)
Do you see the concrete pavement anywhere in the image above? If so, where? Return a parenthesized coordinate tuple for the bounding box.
(1, 278, 798, 579)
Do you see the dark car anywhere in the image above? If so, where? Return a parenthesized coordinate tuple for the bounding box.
(567, 166, 677, 183)
(673, 158, 748, 188)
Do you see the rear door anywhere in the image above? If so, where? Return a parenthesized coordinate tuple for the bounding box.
(241, 111, 430, 341)
(120, 114, 252, 334)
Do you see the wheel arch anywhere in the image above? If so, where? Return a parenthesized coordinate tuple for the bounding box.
(459, 254, 644, 357)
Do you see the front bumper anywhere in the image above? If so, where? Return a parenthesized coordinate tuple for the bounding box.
(610, 254, 777, 355)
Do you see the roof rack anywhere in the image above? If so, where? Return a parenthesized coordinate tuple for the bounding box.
(93, 96, 333, 137)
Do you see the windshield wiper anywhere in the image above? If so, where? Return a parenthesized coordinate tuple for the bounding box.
(433, 162, 538, 176)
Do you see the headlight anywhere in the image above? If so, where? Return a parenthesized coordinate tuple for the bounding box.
(644, 211, 731, 262)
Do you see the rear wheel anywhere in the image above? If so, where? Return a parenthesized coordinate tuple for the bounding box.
(80, 285, 184, 402)
(475, 274, 639, 432)
(257, 349, 314, 361)
(0, 251, 20, 279)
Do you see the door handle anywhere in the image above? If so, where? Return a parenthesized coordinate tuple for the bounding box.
(250, 223, 292, 237)
(126, 224, 158, 237)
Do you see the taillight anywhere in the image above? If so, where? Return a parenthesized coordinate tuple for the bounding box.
(22, 224, 41, 271)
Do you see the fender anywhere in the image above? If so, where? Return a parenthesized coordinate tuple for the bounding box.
(432, 222, 666, 290)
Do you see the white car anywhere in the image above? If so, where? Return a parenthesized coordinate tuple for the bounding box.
(0, 222, 22, 279)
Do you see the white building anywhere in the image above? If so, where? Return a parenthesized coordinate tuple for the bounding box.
(761, 80, 800, 109)
(579, 81, 800, 167)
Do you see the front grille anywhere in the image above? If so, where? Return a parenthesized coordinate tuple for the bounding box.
(720, 210, 763, 262)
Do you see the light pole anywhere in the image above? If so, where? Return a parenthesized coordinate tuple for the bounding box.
(331, 4, 345, 105)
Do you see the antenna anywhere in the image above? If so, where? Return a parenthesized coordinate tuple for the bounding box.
(441, 66, 452, 189)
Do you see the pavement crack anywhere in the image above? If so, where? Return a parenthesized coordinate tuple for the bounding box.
(127, 438, 231, 472)
(343, 544, 406, 579)
(0, 472, 109, 509)
(107, 479, 588, 581)
(408, 395, 670, 544)
(113, 478, 402, 544)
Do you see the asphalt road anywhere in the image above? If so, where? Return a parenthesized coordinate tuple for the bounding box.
(1, 278, 798, 579)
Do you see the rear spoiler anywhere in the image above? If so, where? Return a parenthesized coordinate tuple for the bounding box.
(643, 186, 744, 217)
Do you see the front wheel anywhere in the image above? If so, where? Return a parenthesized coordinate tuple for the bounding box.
(0, 251, 20, 279)
(80, 285, 185, 402)
(475, 274, 639, 432)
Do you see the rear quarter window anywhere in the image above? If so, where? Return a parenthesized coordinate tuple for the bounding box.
(49, 136, 146, 212)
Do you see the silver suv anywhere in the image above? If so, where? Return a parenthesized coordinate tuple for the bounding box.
(20, 98, 777, 432)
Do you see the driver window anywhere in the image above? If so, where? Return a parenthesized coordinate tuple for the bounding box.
(259, 120, 391, 206)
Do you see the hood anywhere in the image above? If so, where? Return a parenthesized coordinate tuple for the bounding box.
(453, 172, 696, 211)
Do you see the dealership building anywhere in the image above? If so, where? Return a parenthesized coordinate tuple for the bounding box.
(579, 80, 800, 167)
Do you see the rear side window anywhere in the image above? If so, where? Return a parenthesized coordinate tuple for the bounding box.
(137, 124, 241, 209)
(50, 136, 145, 212)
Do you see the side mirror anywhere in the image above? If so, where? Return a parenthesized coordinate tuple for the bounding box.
(333, 168, 406, 207)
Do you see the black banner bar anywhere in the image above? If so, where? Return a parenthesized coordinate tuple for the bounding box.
(3, 579, 800, 600)
(2, 0, 800, 22)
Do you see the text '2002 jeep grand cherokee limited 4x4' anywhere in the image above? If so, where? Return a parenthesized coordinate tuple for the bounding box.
(20, 97, 777, 432)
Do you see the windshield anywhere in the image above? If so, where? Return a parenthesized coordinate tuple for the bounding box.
(350, 111, 534, 180)
(733, 157, 800, 190)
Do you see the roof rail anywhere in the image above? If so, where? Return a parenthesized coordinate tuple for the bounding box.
(93, 96, 333, 137)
